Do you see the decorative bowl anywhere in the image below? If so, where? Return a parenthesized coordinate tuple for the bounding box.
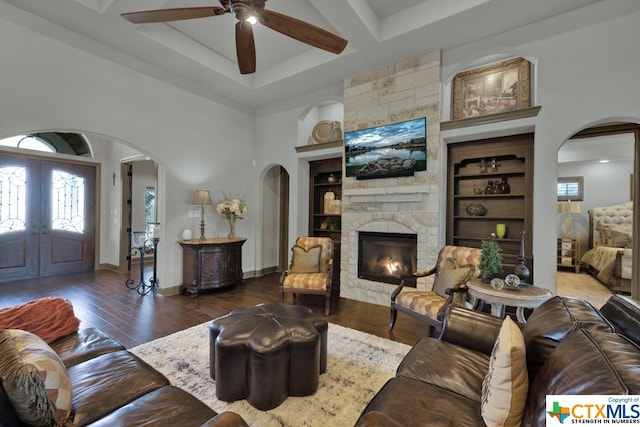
(465, 203, 487, 216)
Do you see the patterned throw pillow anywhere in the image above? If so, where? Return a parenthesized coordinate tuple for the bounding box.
(607, 225, 633, 248)
(432, 264, 475, 299)
(289, 245, 322, 273)
(481, 316, 528, 427)
(0, 329, 73, 426)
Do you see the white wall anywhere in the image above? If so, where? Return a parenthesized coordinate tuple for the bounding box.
(0, 15, 256, 291)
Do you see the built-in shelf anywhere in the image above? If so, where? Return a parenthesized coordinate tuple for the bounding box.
(309, 158, 342, 290)
(447, 133, 534, 277)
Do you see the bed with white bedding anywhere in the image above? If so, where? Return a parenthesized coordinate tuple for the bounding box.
(581, 201, 633, 293)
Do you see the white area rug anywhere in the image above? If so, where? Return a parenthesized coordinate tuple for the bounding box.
(131, 322, 411, 426)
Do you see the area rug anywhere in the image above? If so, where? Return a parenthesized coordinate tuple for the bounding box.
(130, 321, 411, 426)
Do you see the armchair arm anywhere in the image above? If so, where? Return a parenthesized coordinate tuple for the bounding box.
(438, 305, 504, 355)
(444, 284, 468, 296)
(411, 266, 437, 278)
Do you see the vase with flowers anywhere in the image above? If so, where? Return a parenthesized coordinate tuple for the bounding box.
(216, 197, 247, 239)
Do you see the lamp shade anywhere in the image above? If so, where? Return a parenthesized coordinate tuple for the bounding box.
(192, 189, 212, 206)
(557, 202, 581, 214)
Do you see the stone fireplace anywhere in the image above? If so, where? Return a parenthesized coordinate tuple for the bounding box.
(358, 231, 417, 285)
(339, 49, 442, 306)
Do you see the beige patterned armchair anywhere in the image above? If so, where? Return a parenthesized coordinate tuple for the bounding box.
(389, 245, 483, 335)
(280, 237, 334, 315)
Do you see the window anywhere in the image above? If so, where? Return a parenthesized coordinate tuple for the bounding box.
(0, 135, 55, 152)
(0, 166, 27, 233)
(145, 187, 156, 224)
(0, 133, 92, 156)
(557, 176, 583, 201)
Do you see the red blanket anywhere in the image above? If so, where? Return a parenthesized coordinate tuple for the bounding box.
(0, 297, 81, 343)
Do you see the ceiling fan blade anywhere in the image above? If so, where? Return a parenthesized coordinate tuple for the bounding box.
(121, 7, 226, 24)
(260, 9, 347, 54)
(236, 22, 256, 75)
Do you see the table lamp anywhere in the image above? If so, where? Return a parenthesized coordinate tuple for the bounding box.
(192, 189, 213, 241)
(557, 201, 581, 238)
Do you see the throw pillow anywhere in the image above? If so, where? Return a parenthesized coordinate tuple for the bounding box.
(481, 316, 528, 427)
(0, 329, 73, 426)
(0, 297, 80, 344)
(289, 244, 322, 273)
(432, 265, 475, 299)
(607, 225, 633, 248)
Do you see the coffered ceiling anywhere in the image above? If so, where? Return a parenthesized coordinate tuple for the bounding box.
(1, 0, 632, 110)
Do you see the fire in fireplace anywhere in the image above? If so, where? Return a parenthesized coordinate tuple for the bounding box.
(358, 231, 417, 285)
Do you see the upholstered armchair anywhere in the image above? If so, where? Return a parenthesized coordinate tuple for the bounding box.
(388, 245, 483, 335)
(280, 237, 334, 315)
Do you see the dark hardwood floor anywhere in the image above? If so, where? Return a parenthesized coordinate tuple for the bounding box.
(0, 266, 429, 348)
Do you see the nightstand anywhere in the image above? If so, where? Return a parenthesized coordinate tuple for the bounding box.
(557, 238, 580, 273)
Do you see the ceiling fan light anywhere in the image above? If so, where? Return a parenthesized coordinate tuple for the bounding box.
(245, 15, 258, 25)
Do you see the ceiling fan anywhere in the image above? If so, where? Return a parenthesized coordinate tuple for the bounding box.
(121, 0, 348, 75)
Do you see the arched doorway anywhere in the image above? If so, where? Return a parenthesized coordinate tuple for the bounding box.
(261, 164, 289, 275)
(558, 123, 639, 300)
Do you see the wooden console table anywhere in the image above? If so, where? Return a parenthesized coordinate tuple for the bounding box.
(178, 238, 246, 296)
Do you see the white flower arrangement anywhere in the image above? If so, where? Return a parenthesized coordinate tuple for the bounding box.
(216, 197, 247, 220)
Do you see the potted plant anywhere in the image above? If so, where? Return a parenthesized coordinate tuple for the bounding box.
(479, 239, 503, 282)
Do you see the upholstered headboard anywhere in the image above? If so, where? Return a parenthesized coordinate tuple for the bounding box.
(588, 201, 633, 249)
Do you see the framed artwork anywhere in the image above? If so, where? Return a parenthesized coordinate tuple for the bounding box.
(452, 57, 531, 120)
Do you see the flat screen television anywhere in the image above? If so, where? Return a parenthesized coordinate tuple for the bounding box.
(344, 117, 427, 179)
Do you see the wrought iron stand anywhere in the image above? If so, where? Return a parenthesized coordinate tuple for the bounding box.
(125, 237, 160, 295)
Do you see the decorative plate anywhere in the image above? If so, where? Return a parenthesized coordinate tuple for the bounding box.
(465, 203, 487, 216)
(312, 121, 333, 143)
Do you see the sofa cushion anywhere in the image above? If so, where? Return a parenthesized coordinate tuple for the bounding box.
(356, 376, 484, 427)
(0, 297, 80, 344)
(599, 294, 640, 346)
(0, 329, 73, 426)
(522, 296, 614, 379)
(523, 328, 640, 427)
(397, 336, 489, 403)
(49, 327, 125, 368)
(289, 244, 322, 273)
(87, 385, 218, 427)
(481, 316, 528, 427)
(67, 349, 169, 426)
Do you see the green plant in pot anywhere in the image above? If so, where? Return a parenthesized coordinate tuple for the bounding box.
(479, 239, 503, 282)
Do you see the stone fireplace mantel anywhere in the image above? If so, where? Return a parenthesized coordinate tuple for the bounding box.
(344, 185, 429, 203)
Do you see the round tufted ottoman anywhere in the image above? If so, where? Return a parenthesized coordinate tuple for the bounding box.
(209, 302, 328, 410)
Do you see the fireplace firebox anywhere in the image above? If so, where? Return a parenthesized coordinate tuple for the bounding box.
(358, 231, 417, 285)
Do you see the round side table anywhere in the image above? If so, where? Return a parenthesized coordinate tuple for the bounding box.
(466, 278, 553, 322)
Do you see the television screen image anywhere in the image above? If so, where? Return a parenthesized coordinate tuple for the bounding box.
(344, 117, 427, 179)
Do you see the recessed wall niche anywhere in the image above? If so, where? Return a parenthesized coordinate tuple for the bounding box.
(298, 101, 344, 146)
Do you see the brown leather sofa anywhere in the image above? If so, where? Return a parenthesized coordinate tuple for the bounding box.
(356, 294, 640, 426)
(0, 327, 249, 427)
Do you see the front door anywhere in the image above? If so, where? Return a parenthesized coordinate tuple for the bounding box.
(0, 154, 96, 280)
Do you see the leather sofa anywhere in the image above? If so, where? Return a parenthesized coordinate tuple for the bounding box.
(0, 326, 249, 427)
(356, 294, 640, 426)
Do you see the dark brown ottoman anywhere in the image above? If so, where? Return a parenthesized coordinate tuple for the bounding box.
(209, 302, 328, 410)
